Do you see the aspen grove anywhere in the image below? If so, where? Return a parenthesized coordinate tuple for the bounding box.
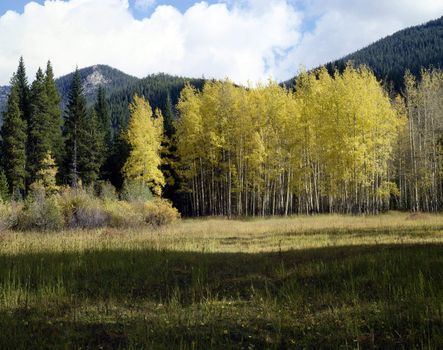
(175, 66, 405, 216)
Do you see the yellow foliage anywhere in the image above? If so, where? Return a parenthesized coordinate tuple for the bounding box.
(123, 95, 165, 196)
(175, 65, 405, 215)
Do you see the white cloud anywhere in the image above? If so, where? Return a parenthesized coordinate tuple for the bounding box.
(0, 0, 442, 85)
(277, 0, 443, 80)
(0, 0, 301, 85)
(135, 0, 156, 11)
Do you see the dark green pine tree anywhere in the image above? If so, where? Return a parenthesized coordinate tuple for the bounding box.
(107, 130, 129, 189)
(161, 93, 179, 205)
(95, 86, 112, 149)
(45, 61, 64, 167)
(78, 109, 105, 185)
(27, 68, 52, 184)
(15, 57, 31, 123)
(0, 85, 27, 198)
(94, 86, 113, 181)
(164, 92, 175, 137)
(63, 69, 87, 186)
(0, 170, 10, 202)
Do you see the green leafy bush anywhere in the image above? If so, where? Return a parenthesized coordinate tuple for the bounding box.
(97, 181, 119, 201)
(17, 196, 63, 231)
(120, 180, 153, 203)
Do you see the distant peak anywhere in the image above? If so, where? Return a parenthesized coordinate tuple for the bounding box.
(83, 69, 109, 94)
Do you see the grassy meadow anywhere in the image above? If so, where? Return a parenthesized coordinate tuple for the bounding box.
(1, 212, 443, 348)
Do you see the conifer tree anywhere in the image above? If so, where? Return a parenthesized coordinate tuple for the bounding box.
(45, 61, 64, 166)
(15, 57, 30, 124)
(63, 69, 87, 186)
(164, 92, 175, 136)
(28, 68, 52, 184)
(78, 109, 105, 185)
(123, 95, 165, 195)
(95, 85, 112, 149)
(0, 171, 10, 202)
(1, 85, 27, 198)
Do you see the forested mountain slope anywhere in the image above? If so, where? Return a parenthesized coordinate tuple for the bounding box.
(285, 16, 443, 90)
(0, 65, 205, 125)
(107, 73, 206, 131)
(55, 64, 139, 107)
(0, 86, 11, 114)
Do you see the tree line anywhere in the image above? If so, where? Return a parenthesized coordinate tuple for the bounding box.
(175, 66, 403, 216)
(2, 57, 443, 216)
(175, 65, 443, 216)
(0, 58, 166, 203)
(1, 58, 112, 198)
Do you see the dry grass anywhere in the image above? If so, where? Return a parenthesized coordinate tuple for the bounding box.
(1, 212, 443, 348)
(2, 211, 443, 255)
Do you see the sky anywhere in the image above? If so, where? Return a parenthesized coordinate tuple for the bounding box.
(0, 0, 442, 85)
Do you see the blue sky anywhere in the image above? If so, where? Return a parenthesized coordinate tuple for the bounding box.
(0, 0, 442, 85)
(1, 1, 225, 18)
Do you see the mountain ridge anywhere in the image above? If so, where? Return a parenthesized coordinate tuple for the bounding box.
(285, 15, 443, 89)
(2, 16, 443, 113)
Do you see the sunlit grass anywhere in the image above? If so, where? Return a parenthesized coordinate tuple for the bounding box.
(1, 212, 443, 348)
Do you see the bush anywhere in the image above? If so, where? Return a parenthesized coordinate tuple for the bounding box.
(0, 185, 181, 231)
(0, 201, 20, 231)
(97, 181, 118, 202)
(104, 201, 143, 228)
(120, 180, 153, 203)
(140, 199, 180, 227)
(59, 188, 107, 229)
(17, 196, 63, 231)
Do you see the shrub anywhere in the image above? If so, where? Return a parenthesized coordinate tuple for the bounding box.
(0, 201, 20, 231)
(104, 201, 143, 228)
(0, 171, 10, 202)
(120, 180, 153, 203)
(140, 199, 180, 227)
(97, 181, 118, 202)
(17, 196, 63, 231)
(0, 185, 181, 231)
(59, 188, 107, 229)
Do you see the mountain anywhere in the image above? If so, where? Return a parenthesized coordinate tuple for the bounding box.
(286, 16, 443, 91)
(0, 64, 139, 114)
(0, 86, 11, 115)
(56, 64, 139, 107)
(107, 73, 206, 130)
(0, 64, 205, 123)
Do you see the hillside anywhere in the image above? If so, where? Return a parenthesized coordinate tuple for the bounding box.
(0, 65, 205, 122)
(55, 64, 139, 107)
(0, 86, 10, 114)
(107, 73, 206, 130)
(286, 16, 443, 90)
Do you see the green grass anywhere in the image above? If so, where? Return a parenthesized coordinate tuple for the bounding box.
(1, 212, 443, 349)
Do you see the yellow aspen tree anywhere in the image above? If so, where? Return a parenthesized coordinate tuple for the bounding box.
(123, 95, 165, 196)
(175, 84, 204, 214)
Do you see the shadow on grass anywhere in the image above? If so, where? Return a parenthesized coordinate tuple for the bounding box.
(1, 243, 443, 302)
(1, 244, 443, 348)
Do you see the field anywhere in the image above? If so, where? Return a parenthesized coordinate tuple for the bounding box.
(1, 212, 443, 349)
